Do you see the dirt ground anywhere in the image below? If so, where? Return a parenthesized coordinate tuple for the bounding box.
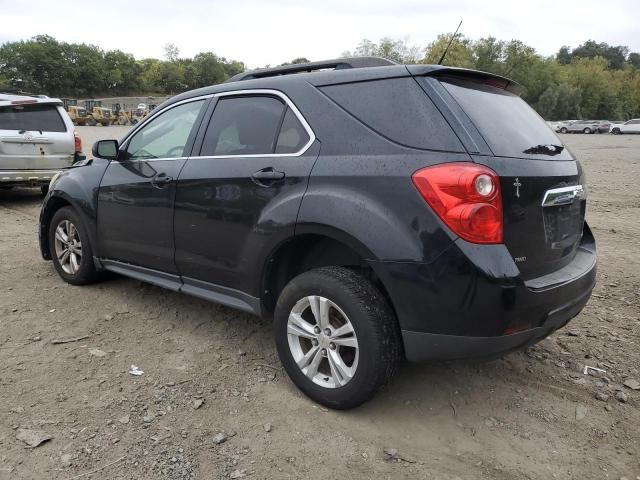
(1, 128, 639, 480)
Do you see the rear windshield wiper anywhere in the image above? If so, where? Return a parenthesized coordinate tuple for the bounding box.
(522, 144, 564, 156)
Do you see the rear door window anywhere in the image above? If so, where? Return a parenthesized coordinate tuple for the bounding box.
(319, 77, 464, 152)
(0, 104, 66, 132)
(201, 96, 285, 156)
(275, 107, 310, 154)
(439, 76, 572, 160)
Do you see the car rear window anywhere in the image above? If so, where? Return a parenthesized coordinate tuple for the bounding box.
(439, 76, 572, 160)
(0, 104, 67, 132)
(320, 77, 464, 152)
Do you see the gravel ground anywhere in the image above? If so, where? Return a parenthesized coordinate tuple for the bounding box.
(0, 129, 639, 479)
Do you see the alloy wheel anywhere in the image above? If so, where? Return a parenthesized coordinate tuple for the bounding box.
(287, 295, 359, 388)
(54, 219, 82, 275)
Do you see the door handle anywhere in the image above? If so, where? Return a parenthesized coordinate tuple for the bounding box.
(151, 172, 173, 188)
(251, 167, 285, 187)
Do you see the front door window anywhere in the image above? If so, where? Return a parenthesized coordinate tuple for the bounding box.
(126, 100, 204, 160)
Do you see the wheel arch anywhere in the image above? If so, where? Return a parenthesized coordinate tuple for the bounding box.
(40, 191, 95, 260)
(260, 226, 397, 319)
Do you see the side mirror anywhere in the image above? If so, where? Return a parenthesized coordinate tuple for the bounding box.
(92, 139, 119, 160)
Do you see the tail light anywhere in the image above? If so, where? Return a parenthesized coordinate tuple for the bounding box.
(412, 162, 503, 244)
(73, 130, 82, 153)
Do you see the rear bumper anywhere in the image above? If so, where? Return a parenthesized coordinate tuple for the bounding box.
(372, 224, 596, 362)
(0, 169, 63, 186)
(401, 279, 592, 361)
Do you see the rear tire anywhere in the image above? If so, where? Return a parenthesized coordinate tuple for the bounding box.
(40, 184, 49, 196)
(583, 127, 591, 134)
(274, 267, 402, 409)
(49, 207, 101, 285)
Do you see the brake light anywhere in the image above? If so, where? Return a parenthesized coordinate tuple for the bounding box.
(73, 130, 82, 153)
(11, 99, 38, 105)
(412, 162, 503, 244)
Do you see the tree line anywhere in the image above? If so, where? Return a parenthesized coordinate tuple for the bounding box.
(344, 36, 640, 120)
(1, 34, 639, 120)
(0, 36, 244, 98)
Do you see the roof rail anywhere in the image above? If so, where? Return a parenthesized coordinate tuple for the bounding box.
(226, 56, 398, 83)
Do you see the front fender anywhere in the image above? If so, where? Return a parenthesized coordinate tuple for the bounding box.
(39, 158, 110, 259)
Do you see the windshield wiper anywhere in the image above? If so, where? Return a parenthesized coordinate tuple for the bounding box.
(522, 144, 564, 156)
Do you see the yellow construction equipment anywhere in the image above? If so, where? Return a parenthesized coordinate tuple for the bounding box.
(110, 104, 131, 125)
(90, 107, 112, 126)
(67, 105, 92, 126)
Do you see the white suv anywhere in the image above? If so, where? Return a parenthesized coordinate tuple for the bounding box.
(0, 94, 82, 194)
(611, 119, 640, 134)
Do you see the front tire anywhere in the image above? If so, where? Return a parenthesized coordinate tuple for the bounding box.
(560, 127, 568, 133)
(274, 267, 402, 409)
(49, 207, 100, 285)
(583, 127, 591, 134)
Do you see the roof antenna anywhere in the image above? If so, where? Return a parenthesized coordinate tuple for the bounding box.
(438, 20, 463, 65)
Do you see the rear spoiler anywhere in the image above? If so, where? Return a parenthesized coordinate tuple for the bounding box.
(406, 65, 523, 94)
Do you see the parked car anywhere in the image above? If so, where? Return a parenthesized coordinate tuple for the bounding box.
(39, 58, 596, 409)
(596, 121, 611, 133)
(559, 120, 600, 134)
(611, 119, 640, 134)
(554, 121, 572, 133)
(0, 94, 83, 194)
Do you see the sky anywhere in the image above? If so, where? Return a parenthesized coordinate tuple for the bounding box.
(1, 0, 639, 68)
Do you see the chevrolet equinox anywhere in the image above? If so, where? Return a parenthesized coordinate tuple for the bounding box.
(39, 57, 597, 409)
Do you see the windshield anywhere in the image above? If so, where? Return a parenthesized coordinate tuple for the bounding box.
(440, 76, 573, 160)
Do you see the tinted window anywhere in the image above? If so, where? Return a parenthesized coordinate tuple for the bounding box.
(440, 77, 572, 160)
(320, 77, 463, 152)
(275, 107, 310, 153)
(201, 96, 285, 156)
(0, 104, 66, 132)
(126, 100, 204, 160)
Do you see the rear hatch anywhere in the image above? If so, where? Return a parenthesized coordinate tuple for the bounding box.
(433, 74, 586, 280)
(0, 102, 74, 170)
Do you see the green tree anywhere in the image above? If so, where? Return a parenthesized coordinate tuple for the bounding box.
(164, 43, 180, 62)
(190, 52, 226, 87)
(422, 34, 474, 67)
(280, 57, 310, 66)
(103, 50, 142, 94)
(63, 42, 107, 96)
(0, 35, 70, 95)
(568, 57, 614, 118)
(627, 52, 640, 69)
(472, 36, 505, 73)
(343, 37, 422, 63)
(557, 46, 572, 64)
(157, 61, 187, 94)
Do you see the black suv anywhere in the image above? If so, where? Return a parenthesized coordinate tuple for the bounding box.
(39, 57, 596, 409)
